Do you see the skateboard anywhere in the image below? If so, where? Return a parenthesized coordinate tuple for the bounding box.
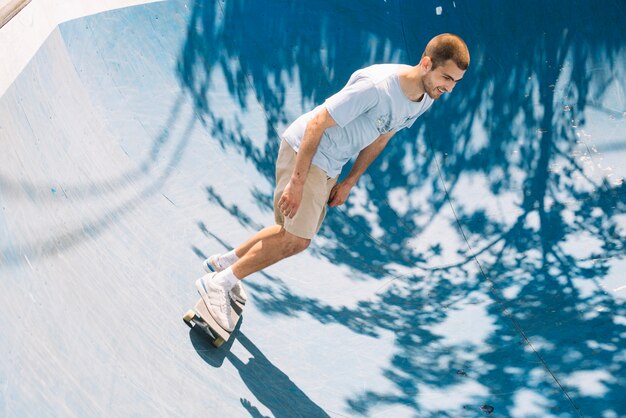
(183, 295, 244, 348)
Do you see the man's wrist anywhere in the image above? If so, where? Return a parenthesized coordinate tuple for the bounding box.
(289, 175, 305, 187)
(344, 176, 358, 187)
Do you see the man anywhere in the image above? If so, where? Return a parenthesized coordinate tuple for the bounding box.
(197, 33, 470, 331)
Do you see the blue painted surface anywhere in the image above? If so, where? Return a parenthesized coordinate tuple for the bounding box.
(0, 0, 625, 416)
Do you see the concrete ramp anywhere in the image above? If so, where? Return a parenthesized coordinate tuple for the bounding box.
(1, 1, 625, 417)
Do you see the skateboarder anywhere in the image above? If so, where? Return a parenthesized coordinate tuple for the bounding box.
(197, 33, 470, 331)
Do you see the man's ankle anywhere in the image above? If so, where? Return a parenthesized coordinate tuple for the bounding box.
(214, 267, 239, 289)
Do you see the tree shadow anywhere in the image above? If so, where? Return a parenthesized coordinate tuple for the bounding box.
(179, 0, 626, 416)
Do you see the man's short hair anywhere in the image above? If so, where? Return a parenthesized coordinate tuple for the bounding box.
(423, 33, 470, 70)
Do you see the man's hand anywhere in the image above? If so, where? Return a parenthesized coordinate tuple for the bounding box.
(279, 180, 304, 218)
(328, 181, 353, 207)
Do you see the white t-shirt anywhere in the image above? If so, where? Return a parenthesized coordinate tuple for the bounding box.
(282, 64, 434, 177)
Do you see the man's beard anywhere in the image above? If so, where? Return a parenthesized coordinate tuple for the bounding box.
(423, 75, 442, 100)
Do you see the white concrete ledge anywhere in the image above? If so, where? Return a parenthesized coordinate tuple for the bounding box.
(0, 0, 162, 98)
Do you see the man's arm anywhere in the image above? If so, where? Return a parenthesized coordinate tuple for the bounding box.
(278, 107, 336, 218)
(328, 131, 395, 207)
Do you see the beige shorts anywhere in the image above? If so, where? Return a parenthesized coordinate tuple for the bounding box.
(274, 140, 338, 239)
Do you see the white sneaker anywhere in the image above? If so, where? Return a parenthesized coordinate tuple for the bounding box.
(195, 273, 235, 332)
(203, 254, 248, 304)
(202, 254, 222, 273)
(230, 280, 247, 304)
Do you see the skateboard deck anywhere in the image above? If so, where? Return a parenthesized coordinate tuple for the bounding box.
(183, 295, 244, 347)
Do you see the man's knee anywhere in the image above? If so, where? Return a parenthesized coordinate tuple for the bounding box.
(281, 230, 310, 256)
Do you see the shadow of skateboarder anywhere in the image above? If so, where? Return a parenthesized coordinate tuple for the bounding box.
(189, 327, 329, 417)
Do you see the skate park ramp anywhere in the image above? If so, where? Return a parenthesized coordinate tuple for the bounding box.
(1, 0, 626, 416)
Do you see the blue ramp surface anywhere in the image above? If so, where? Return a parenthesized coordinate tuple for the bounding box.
(1, 0, 625, 417)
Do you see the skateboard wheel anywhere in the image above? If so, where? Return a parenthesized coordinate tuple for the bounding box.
(212, 336, 225, 348)
(183, 310, 196, 328)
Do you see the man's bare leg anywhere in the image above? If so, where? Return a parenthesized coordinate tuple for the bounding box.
(232, 225, 284, 259)
(232, 227, 309, 279)
(199, 226, 308, 330)
(204, 225, 298, 281)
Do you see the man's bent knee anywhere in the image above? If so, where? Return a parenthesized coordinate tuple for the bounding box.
(281, 229, 310, 256)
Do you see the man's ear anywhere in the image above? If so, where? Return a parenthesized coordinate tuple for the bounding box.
(420, 56, 432, 72)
